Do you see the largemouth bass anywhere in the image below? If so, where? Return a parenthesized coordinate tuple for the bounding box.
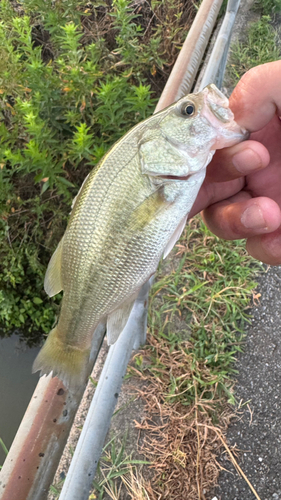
(33, 84, 247, 390)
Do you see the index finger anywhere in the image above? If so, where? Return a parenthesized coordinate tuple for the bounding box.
(229, 61, 281, 131)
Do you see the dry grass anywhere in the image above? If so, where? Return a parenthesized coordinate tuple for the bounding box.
(132, 334, 234, 500)
(131, 332, 261, 500)
(121, 467, 151, 500)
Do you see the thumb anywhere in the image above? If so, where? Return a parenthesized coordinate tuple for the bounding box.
(230, 61, 281, 132)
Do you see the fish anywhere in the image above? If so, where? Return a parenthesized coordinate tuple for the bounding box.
(33, 84, 247, 390)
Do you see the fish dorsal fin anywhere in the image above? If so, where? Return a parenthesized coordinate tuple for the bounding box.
(106, 296, 137, 345)
(163, 215, 187, 259)
(44, 238, 64, 297)
(70, 173, 89, 213)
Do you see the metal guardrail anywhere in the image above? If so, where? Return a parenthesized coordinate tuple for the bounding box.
(155, 0, 223, 112)
(0, 1, 241, 499)
(199, 0, 241, 90)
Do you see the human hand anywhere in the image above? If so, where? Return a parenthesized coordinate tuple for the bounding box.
(190, 61, 281, 265)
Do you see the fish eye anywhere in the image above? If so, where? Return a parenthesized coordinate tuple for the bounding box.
(181, 102, 195, 117)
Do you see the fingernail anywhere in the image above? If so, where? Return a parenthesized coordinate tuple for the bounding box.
(241, 205, 267, 230)
(232, 148, 262, 174)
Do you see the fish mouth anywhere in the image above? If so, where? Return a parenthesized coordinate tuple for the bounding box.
(158, 173, 192, 181)
(203, 85, 249, 147)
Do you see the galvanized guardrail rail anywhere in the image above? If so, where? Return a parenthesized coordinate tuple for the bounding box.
(0, 1, 241, 499)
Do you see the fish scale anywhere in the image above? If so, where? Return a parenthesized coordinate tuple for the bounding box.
(33, 84, 247, 389)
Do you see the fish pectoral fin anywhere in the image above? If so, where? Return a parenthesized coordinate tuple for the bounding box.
(163, 215, 187, 259)
(130, 189, 168, 231)
(106, 297, 137, 345)
(44, 238, 64, 297)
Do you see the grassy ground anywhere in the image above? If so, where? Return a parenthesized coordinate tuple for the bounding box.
(228, 13, 280, 84)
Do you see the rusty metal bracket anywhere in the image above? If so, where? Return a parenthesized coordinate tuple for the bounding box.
(0, 324, 105, 500)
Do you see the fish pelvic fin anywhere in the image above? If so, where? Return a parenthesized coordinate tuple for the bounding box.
(163, 215, 187, 259)
(106, 295, 137, 345)
(32, 326, 91, 391)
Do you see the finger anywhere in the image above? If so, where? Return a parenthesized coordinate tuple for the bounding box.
(207, 139, 270, 182)
(230, 61, 281, 131)
(247, 228, 281, 265)
(189, 177, 244, 218)
(202, 195, 281, 240)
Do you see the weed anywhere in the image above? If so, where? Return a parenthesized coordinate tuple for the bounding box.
(0, 437, 8, 470)
(91, 435, 150, 500)
(254, 0, 281, 15)
(49, 483, 63, 497)
(228, 15, 280, 83)
(0, 437, 8, 456)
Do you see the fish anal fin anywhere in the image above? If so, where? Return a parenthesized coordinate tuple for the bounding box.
(163, 215, 187, 259)
(106, 296, 137, 345)
(44, 238, 64, 297)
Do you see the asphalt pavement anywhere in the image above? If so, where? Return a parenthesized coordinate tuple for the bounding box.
(211, 266, 281, 500)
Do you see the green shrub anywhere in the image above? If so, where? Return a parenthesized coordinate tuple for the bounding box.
(0, 0, 196, 341)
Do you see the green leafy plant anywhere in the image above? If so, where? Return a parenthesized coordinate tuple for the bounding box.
(0, 437, 8, 456)
(0, 436, 8, 469)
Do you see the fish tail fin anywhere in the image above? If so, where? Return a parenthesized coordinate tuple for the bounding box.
(32, 326, 91, 391)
